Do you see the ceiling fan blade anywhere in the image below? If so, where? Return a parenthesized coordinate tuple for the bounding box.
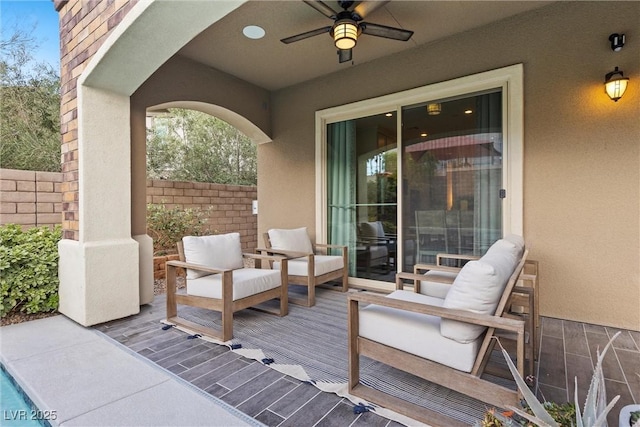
(338, 48, 352, 63)
(360, 22, 414, 41)
(303, 0, 338, 19)
(280, 26, 333, 44)
(353, 0, 389, 20)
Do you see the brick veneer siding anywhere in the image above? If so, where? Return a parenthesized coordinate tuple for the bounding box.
(0, 169, 63, 228)
(55, 0, 136, 241)
(0, 168, 258, 252)
(146, 179, 258, 250)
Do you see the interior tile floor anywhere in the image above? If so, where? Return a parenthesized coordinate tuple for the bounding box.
(95, 296, 640, 427)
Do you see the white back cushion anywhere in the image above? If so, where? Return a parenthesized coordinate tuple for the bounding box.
(182, 233, 244, 279)
(268, 227, 313, 254)
(360, 221, 384, 239)
(441, 238, 523, 343)
(441, 260, 503, 343)
(503, 234, 525, 255)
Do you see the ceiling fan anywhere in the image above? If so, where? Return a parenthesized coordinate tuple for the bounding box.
(281, 0, 414, 63)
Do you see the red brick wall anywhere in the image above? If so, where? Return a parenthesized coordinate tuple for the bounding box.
(146, 179, 258, 250)
(0, 169, 258, 251)
(0, 169, 63, 229)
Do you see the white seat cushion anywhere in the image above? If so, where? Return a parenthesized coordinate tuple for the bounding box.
(359, 290, 481, 372)
(368, 245, 388, 261)
(182, 233, 244, 279)
(187, 268, 281, 301)
(274, 255, 343, 277)
(268, 227, 313, 254)
(420, 270, 457, 299)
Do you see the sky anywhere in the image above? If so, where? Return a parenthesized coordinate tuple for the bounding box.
(1, 0, 60, 70)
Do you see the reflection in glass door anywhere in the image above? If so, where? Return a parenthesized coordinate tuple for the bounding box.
(402, 91, 503, 269)
(327, 112, 398, 283)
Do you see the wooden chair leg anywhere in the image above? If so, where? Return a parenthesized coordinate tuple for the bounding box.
(348, 297, 360, 391)
(221, 271, 233, 341)
(308, 277, 316, 307)
(166, 264, 177, 319)
(280, 261, 288, 316)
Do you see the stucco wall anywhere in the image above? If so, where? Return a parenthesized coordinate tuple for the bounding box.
(261, 2, 640, 330)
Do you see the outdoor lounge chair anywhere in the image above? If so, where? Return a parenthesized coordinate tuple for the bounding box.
(403, 234, 539, 376)
(261, 227, 348, 307)
(165, 232, 288, 342)
(357, 221, 395, 272)
(348, 237, 528, 426)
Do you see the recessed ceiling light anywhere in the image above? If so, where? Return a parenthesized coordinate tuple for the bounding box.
(464, 109, 473, 114)
(385, 113, 393, 117)
(420, 132, 428, 137)
(243, 25, 265, 40)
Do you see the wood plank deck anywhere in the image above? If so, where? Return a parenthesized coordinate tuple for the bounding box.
(95, 297, 639, 427)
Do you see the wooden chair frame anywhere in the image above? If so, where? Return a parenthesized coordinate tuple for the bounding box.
(400, 252, 539, 377)
(259, 233, 348, 307)
(348, 250, 528, 426)
(165, 242, 289, 342)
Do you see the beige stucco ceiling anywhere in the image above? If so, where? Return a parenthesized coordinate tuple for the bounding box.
(177, 1, 552, 91)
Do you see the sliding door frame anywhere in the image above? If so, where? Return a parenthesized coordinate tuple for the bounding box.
(315, 64, 523, 290)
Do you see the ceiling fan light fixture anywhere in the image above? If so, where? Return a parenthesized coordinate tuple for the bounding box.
(333, 20, 358, 50)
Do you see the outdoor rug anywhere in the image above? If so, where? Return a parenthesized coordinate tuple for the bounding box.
(163, 286, 516, 426)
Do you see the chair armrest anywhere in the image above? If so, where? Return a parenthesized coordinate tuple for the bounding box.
(313, 243, 347, 255)
(348, 292, 524, 333)
(396, 271, 456, 291)
(166, 260, 231, 275)
(413, 263, 462, 274)
(314, 243, 347, 250)
(243, 252, 288, 263)
(436, 253, 479, 266)
(397, 271, 456, 284)
(255, 247, 309, 259)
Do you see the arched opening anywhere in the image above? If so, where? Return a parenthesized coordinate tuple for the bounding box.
(58, 1, 273, 326)
(144, 105, 260, 264)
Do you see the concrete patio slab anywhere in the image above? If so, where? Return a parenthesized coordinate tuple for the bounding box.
(0, 315, 258, 426)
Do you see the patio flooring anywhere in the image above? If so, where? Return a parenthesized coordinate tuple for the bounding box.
(94, 292, 640, 427)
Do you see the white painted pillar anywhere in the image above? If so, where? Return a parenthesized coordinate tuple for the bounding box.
(58, 86, 140, 326)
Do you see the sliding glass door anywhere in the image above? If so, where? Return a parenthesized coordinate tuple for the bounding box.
(320, 65, 522, 288)
(403, 91, 503, 268)
(327, 113, 398, 281)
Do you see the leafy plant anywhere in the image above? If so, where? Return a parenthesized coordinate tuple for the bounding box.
(146, 203, 214, 255)
(1, 23, 61, 172)
(0, 224, 62, 317)
(146, 108, 257, 185)
(481, 332, 621, 427)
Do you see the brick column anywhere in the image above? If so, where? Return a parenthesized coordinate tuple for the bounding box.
(56, 0, 136, 241)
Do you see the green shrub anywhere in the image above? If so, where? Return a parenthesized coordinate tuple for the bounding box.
(0, 224, 62, 317)
(146, 204, 214, 255)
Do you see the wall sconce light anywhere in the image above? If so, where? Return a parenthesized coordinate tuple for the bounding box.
(332, 20, 359, 50)
(609, 33, 625, 52)
(427, 103, 441, 115)
(604, 66, 629, 102)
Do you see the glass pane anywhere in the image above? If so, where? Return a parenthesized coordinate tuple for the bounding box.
(327, 112, 397, 282)
(401, 91, 503, 270)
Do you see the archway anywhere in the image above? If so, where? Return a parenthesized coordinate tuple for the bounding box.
(58, 0, 272, 326)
